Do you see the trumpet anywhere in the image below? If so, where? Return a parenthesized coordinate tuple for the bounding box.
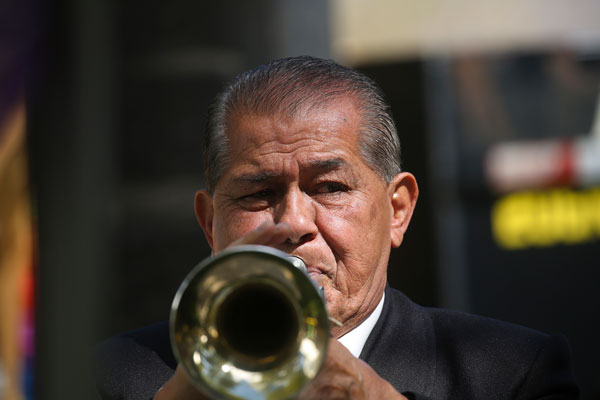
(170, 245, 330, 400)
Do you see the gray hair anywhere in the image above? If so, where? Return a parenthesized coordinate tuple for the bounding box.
(203, 56, 401, 193)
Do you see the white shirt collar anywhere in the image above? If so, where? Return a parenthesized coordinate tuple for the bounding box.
(337, 292, 385, 358)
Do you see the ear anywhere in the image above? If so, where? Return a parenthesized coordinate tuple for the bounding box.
(194, 190, 216, 250)
(389, 172, 419, 248)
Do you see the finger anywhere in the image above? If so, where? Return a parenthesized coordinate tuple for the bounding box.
(228, 221, 292, 248)
(269, 222, 294, 244)
(299, 342, 366, 400)
(227, 221, 274, 247)
(154, 366, 208, 400)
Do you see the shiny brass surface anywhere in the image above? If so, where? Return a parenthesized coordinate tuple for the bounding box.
(170, 245, 329, 400)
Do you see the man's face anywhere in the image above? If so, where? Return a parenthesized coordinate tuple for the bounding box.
(197, 98, 415, 337)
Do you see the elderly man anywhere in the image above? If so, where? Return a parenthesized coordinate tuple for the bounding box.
(96, 56, 578, 400)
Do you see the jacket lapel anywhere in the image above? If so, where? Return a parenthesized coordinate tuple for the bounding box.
(359, 287, 436, 396)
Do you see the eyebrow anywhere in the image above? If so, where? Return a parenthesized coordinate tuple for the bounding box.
(306, 158, 346, 170)
(230, 158, 348, 185)
(232, 172, 279, 185)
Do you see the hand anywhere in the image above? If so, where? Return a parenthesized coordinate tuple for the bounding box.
(227, 220, 294, 248)
(153, 365, 209, 400)
(298, 339, 407, 400)
(155, 341, 407, 400)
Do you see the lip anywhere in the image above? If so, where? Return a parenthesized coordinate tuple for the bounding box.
(289, 253, 330, 276)
(307, 265, 331, 287)
(307, 270, 325, 288)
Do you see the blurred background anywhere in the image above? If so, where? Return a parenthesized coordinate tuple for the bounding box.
(1, 0, 600, 398)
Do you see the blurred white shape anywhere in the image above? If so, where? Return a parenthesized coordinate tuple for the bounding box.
(486, 137, 600, 192)
(487, 87, 600, 192)
(486, 140, 571, 192)
(575, 137, 600, 186)
(300, 337, 320, 377)
(193, 350, 202, 367)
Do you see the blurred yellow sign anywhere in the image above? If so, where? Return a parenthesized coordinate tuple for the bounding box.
(492, 187, 600, 249)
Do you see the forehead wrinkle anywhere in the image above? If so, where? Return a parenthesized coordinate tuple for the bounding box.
(227, 157, 349, 188)
(253, 135, 329, 157)
(232, 171, 279, 185)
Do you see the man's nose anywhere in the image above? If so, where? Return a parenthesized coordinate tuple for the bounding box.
(274, 188, 317, 246)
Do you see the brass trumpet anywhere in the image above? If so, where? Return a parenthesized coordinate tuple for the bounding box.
(170, 245, 330, 400)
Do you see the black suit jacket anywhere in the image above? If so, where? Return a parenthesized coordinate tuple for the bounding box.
(95, 287, 578, 399)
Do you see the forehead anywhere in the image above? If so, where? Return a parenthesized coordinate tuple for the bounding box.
(224, 99, 364, 164)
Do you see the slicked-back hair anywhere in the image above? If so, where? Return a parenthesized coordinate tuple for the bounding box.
(203, 56, 401, 193)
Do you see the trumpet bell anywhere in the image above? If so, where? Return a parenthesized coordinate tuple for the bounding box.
(170, 245, 329, 400)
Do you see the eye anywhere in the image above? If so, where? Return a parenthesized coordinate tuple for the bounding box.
(314, 182, 349, 195)
(241, 189, 274, 201)
(235, 188, 278, 211)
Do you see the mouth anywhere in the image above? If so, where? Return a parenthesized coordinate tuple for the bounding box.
(289, 253, 331, 281)
(307, 267, 329, 287)
(307, 266, 322, 274)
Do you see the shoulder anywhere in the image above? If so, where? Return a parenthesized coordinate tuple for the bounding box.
(425, 301, 554, 353)
(379, 287, 579, 399)
(94, 321, 176, 400)
(385, 286, 560, 355)
(425, 305, 577, 398)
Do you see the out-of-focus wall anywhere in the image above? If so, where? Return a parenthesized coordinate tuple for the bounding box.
(331, 0, 600, 64)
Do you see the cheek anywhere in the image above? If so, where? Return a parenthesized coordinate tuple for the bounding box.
(316, 200, 373, 258)
(317, 197, 390, 279)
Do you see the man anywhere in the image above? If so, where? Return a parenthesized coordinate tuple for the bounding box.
(96, 56, 579, 399)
